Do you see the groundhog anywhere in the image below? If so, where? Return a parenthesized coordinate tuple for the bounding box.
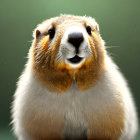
(12, 15, 138, 140)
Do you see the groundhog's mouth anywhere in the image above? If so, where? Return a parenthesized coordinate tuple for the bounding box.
(68, 55, 83, 64)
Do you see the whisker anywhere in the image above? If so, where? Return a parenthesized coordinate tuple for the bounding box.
(106, 46, 120, 49)
(108, 52, 119, 58)
(24, 56, 28, 59)
(63, 49, 69, 56)
(106, 46, 120, 58)
(55, 54, 63, 62)
(28, 40, 33, 43)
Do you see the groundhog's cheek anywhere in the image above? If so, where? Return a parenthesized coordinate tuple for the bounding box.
(40, 36, 50, 51)
(88, 36, 97, 62)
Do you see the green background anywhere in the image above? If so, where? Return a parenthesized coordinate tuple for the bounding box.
(0, 0, 140, 139)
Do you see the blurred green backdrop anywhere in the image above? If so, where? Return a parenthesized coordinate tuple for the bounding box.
(0, 0, 140, 139)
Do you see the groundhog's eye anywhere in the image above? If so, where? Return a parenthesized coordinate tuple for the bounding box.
(86, 26, 91, 35)
(48, 28, 55, 39)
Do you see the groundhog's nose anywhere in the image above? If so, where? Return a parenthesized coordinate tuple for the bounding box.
(68, 32, 84, 53)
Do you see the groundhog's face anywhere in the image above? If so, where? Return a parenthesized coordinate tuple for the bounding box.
(31, 15, 105, 93)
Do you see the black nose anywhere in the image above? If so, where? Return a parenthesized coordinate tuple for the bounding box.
(68, 32, 84, 53)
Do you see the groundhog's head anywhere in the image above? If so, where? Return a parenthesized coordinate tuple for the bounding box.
(30, 15, 106, 93)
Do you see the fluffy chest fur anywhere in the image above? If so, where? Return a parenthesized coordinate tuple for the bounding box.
(16, 59, 124, 140)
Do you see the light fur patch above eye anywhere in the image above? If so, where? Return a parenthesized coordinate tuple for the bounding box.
(40, 36, 50, 51)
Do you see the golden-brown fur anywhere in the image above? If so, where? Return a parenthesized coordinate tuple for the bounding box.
(87, 104, 124, 140)
(22, 108, 64, 140)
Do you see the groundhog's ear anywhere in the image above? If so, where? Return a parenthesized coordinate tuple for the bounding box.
(33, 29, 41, 39)
(95, 24, 99, 32)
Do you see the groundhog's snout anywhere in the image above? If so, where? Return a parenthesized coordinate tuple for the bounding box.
(67, 32, 84, 64)
(59, 26, 91, 67)
(68, 32, 84, 54)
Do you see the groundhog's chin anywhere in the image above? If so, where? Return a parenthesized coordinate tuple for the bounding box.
(55, 55, 91, 71)
(67, 55, 84, 65)
(65, 55, 86, 69)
